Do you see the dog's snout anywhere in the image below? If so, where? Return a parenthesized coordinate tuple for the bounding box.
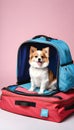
(38, 58, 41, 62)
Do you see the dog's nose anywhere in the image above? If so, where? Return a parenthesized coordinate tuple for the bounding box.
(38, 58, 41, 62)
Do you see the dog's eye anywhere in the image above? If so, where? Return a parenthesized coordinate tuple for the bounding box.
(41, 56, 44, 58)
(35, 56, 38, 58)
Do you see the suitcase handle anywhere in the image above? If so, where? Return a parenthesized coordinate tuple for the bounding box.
(32, 35, 56, 41)
(15, 100, 36, 107)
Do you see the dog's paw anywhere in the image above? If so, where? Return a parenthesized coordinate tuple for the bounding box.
(29, 87, 34, 92)
(49, 85, 56, 91)
(38, 90, 44, 94)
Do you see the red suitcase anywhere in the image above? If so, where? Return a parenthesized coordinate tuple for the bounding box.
(0, 85, 74, 122)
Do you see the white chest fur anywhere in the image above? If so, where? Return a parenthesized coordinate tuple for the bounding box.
(29, 66, 49, 87)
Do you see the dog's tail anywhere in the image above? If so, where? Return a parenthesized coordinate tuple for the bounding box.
(48, 79, 57, 91)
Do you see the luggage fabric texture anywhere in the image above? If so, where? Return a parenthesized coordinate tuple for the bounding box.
(0, 35, 74, 122)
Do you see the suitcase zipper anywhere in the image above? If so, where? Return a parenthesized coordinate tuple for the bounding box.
(2, 87, 74, 104)
(2, 88, 74, 105)
(2, 87, 59, 97)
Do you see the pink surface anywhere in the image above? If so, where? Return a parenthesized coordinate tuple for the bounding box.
(0, 0, 74, 88)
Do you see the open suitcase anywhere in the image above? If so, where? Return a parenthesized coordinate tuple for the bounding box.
(0, 35, 74, 122)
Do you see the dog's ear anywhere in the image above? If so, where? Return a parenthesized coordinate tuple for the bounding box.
(30, 46, 37, 54)
(42, 47, 49, 57)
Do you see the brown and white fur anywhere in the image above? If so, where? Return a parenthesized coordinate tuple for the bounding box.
(29, 46, 57, 94)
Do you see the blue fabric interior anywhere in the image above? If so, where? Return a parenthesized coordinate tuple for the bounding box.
(17, 42, 59, 85)
(20, 83, 57, 95)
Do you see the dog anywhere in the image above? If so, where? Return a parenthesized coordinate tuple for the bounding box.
(29, 46, 57, 94)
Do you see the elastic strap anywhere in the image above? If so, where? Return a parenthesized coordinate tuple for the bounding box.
(61, 61, 73, 67)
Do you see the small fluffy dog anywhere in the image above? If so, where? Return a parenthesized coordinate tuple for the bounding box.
(29, 46, 57, 94)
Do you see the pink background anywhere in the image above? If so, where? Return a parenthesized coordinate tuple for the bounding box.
(0, 0, 74, 88)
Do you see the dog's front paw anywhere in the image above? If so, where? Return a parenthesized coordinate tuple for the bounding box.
(29, 87, 34, 92)
(38, 89, 44, 94)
